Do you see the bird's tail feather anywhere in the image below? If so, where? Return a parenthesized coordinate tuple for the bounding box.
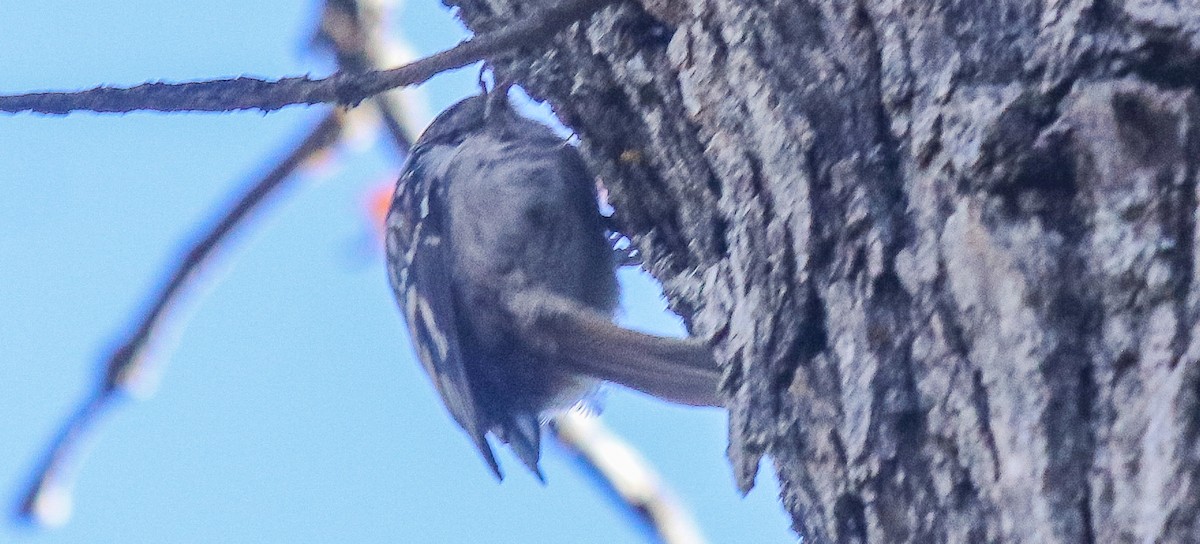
(507, 289, 722, 407)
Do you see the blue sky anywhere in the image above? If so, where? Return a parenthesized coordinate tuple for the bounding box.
(0, 2, 794, 542)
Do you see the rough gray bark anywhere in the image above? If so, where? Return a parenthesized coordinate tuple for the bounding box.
(447, 0, 1200, 541)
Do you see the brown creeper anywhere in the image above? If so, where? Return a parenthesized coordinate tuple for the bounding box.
(385, 92, 720, 479)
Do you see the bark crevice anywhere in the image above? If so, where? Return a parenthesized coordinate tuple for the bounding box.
(446, 0, 1200, 541)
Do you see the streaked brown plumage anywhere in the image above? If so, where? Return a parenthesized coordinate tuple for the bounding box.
(385, 92, 720, 479)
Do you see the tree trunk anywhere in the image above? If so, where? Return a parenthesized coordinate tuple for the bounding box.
(449, 0, 1200, 541)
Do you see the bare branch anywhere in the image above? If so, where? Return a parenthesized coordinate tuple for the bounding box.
(15, 111, 346, 526)
(551, 412, 709, 544)
(16, 4, 703, 541)
(316, 0, 419, 152)
(0, 0, 617, 116)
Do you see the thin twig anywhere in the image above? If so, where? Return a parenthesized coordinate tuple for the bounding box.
(17, 4, 702, 542)
(0, 0, 617, 116)
(316, 0, 419, 152)
(551, 412, 709, 544)
(15, 111, 346, 526)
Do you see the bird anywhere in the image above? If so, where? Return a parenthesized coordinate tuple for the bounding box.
(385, 90, 721, 480)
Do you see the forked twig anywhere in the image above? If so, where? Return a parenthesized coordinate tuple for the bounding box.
(316, 0, 419, 151)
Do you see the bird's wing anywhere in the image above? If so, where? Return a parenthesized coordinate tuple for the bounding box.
(385, 145, 502, 478)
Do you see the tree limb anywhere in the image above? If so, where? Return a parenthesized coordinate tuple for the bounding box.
(0, 0, 617, 116)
